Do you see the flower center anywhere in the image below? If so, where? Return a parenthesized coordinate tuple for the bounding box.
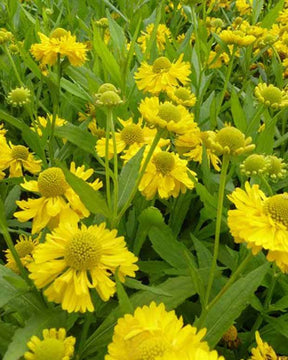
(153, 152, 175, 174)
(120, 124, 144, 145)
(49, 28, 68, 39)
(98, 83, 118, 94)
(33, 338, 65, 360)
(158, 103, 181, 123)
(99, 91, 122, 106)
(261, 86, 282, 104)
(15, 241, 35, 258)
(174, 88, 191, 101)
(38, 167, 68, 198)
(215, 127, 245, 152)
(65, 230, 102, 271)
(11, 145, 29, 160)
(152, 57, 172, 73)
(267, 155, 285, 177)
(9, 88, 30, 104)
(135, 337, 168, 360)
(242, 154, 267, 174)
(264, 194, 288, 227)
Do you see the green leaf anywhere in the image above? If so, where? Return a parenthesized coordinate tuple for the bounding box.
(0, 322, 16, 357)
(117, 147, 144, 211)
(261, 0, 285, 28)
(115, 270, 134, 315)
(125, 278, 171, 296)
(202, 263, 269, 347)
(230, 89, 247, 132)
(59, 165, 109, 218)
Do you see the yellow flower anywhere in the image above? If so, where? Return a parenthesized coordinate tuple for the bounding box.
(139, 97, 195, 134)
(7, 86, 31, 107)
(208, 125, 255, 156)
(24, 328, 75, 360)
(105, 302, 223, 360)
(28, 220, 138, 313)
(176, 130, 221, 171)
(30, 29, 88, 66)
(166, 86, 196, 107)
(255, 83, 288, 109)
(228, 182, 288, 272)
(14, 163, 103, 234)
(4, 234, 39, 274)
(236, 0, 252, 15)
(139, 149, 196, 200)
(220, 29, 256, 46)
(137, 23, 171, 53)
(250, 331, 277, 360)
(240, 154, 269, 177)
(207, 51, 229, 69)
(31, 114, 67, 136)
(266, 155, 287, 181)
(135, 54, 191, 95)
(96, 117, 168, 160)
(0, 140, 42, 177)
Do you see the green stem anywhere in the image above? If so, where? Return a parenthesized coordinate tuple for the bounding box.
(105, 110, 112, 212)
(4, 44, 22, 85)
(246, 105, 265, 135)
(260, 175, 273, 196)
(207, 251, 253, 310)
(115, 129, 164, 224)
(204, 153, 230, 306)
(78, 312, 93, 357)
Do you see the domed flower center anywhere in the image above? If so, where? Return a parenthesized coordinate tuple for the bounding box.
(33, 338, 65, 360)
(153, 152, 175, 175)
(264, 194, 288, 227)
(99, 91, 122, 106)
(222, 325, 238, 342)
(15, 241, 35, 258)
(38, 167, 68, 198)
(120, 124, 144, 145)
(242, 154, 267, 173)
(11, 145, 29, 160)
(135, 337, 168, 360)
(65, 230, 102, 271)
(9, 88, 30, 104)
(49, 28, 68, 39)
(261, 86, 282, 104)
(98, 83, 118, 94)
(174, 88, 191, 101)
(267, 155, 284, 176)
(215, 127, 245, 152)
(152, 57, 172, 73)
(158, 103, 181, 123)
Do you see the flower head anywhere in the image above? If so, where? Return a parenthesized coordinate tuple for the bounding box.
(5, 234, 39, 274)
(24, 328, 75, 360)
(0, 29, 13, 44)
(30, 29, 88, 66)
(228, 182, 288, 272)
(14, 163, 103, 234)
(240, 154, 268, 177)
(135, 54, 191, 95)
(166, 86, 196, 107)
(255, 83, 288, 109)
(266, 155, 287, 181)
(28, 220, 138, 312)
(106, 302, 224, 360)
(209, 126, 255, 156)
(249, 331, 277, 360)
(139, 149, 196, 200)
(139, 97, 195, 134)
(137, 23, 172, 53)
(7, 87, 31, 107)
(32, 114, 67, 137)
(219, 29, 256, 46)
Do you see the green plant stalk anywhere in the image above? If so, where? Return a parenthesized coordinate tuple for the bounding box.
(260, 175, 273, 196)
(246, 104, 265, 134)
(207, 251, 253, 310)
(4, 44, 23, 85)
(115, 129, 164, 223)
(78, 312, 93, 358)
(204, 153, 230, 306)
(105, 109, 112, 212)
(215, 47, 236, 118)
(109, 109, 119, 224)
(48, 55, 61, 165)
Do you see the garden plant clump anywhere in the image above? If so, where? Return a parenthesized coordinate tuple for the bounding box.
(1, 0, 288, 359)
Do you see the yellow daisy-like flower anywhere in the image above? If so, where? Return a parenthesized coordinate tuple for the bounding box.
(96, 117, 169, 160)
(236, 0, 252, 15)
(139, 97, 195, 134)
(137, 23, 172, 53)
(208, 125, 255, 156)
(134, 54, 191, 95)
(0, 139, 42, 177)
(250, 331, 277, 360)
(14, 163, 103, 234)
(228, 182, 288, 272)
(220, 29, 256, 47)
(254, 83, 288, 109)
(106, 302, 223, 360)
(30, 28, 88, 66)
(4, 234, 39, 274)
(24, 328, 75, 360)
(28, 220, 138, 313)
(166, 86, 196, 107)
(139, 149, 196, 200)
(31, 114, 67, 137)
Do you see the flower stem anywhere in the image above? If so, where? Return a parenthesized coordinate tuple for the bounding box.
(246, 105, 265, 135)
(204, 153, 230, 306)
(105, 110, 112, 212)
(4, 44, 22, 85)
(115, 129, 164, 224)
